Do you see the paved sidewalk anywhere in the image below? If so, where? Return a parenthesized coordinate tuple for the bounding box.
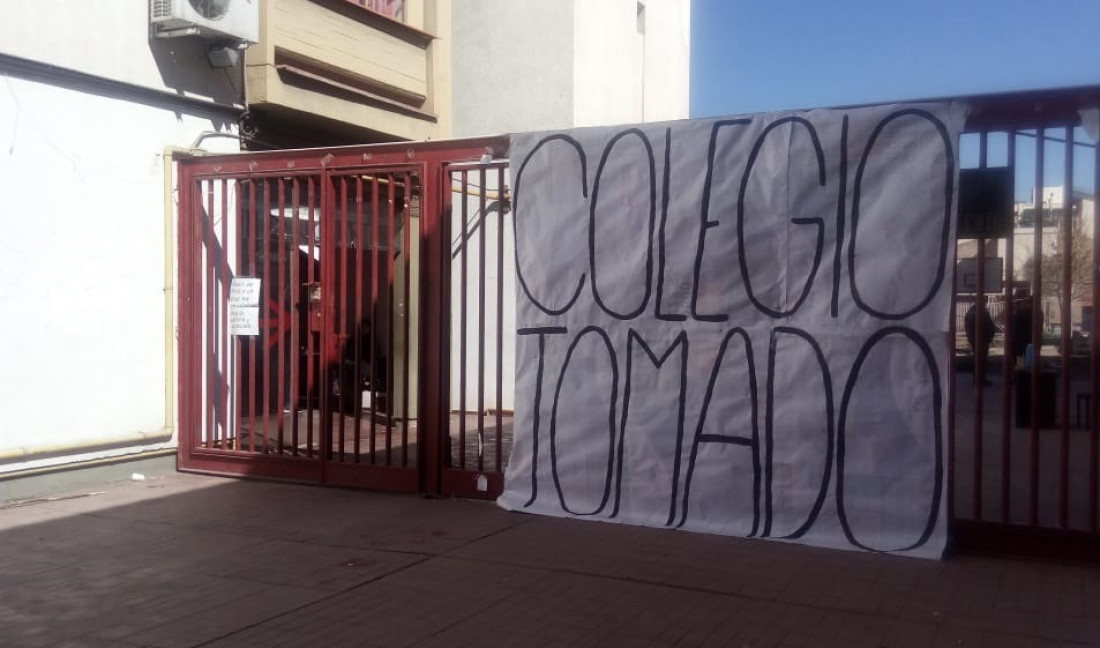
(1, 474, 1097, 648)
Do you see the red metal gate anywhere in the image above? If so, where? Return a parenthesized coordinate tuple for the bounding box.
(177, 138, 511, 495)
(952, 86, 1100, 556)
(178, 88, 1100, 555)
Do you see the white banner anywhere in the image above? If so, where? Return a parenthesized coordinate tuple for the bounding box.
(499, 104, 966, 558)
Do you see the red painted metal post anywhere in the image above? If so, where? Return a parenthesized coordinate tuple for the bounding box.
(386, 172, 397, 465)
(354, 175, 365, 462)
(276, 178, 288, 454)
(496, 165, 506, 473)
(205, 180, 217, 449)
(1092, 131, 1100, 533)
(337, 176, 349, 460)
(1001, 132, 1016, 523)
(246, 180, 259, 453)
(972, 131, 988, 520)
(1030, 128, 1044, 527)
(289, 178, 301, 456)
(477, 166, 487, 473)
(418, 159, 449, 495)
(1059, 127, 1073, 528)
(459, 170, 468, 469)
(321, 169, 338, 471)
(261, 180, 274, 452)
(233, 179, 243, 450)
(370, 174, 380, 463)
(177, 166, 194, 458)
(306, 177, 317, 457)
(401, 172, 412, 467)
(220, 179, 230, 449)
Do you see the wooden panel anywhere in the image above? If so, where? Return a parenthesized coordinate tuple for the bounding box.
(271, 0, 428, 99)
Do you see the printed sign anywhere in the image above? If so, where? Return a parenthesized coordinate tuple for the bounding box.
(498, 104, 966, 558)
(229, 277, 261, 336)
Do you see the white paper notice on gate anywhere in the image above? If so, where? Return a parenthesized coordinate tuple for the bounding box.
(229, 277, 261, 336)
(229, 277, 262, 307)
(229, 306, 259, 336)
(498, 103, 967, 559)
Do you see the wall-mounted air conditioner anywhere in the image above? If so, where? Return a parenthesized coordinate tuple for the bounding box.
(151, 0, 259, 44)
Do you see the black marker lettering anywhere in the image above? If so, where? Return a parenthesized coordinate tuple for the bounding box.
(678, 329, 759, 533)
(550, 326, 619, 515)
(590, 129, 657, 320)
(517, 326, 568, 507)
(849, 110, 954, 319)
(737, 117, 827, 318)
(837, 327, 943, 552)
(693, 119, 751, 322)
(611, 330, 688, 522)
(513, 135, 589, 316)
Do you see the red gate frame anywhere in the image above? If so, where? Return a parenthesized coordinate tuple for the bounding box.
(177, 137, 510, 495)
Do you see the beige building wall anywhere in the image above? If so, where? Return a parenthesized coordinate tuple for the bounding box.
(245, 0, 451, 146)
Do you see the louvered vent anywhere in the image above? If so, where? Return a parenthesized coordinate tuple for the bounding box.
(150, 0, 174, 20)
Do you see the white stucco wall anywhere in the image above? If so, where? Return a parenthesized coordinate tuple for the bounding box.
(0, 0, 240, 106)
(639, 0, 691, 122)
(573, 1, 645, 127)
(0, 1, 243, 474)
(573, 0, 690, 127)
(451, 0, 575, 137)
(0, 77, 240, 473)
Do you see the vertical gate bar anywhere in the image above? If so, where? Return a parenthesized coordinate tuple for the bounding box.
(459, 170, 468, 470)
(321, 170, 338, 469)
(205, 180, 216, 449)
(177, 169, 193, 457)
(495, 166, 505, 473)
(370, 174, 380, 463)
(354, 175, 365, 463)
(193, 177, 204, 453)
(276, 179, 287, 454)
(434, 160, 454, 494)
(289, 178, 301, 456)
(1092, 130, 1100, 532)
(306, 177, 317, 457)
(337, 176, 349, 460)
(233, 179, 242, 450)
(1030, 127, 1045, 526)
(220, 178, 230, 448)
(247, 180, 259, 453)
(1059, 126, 1073, 528)
(260, 179, 272, 452)
(972, 131, 988, 520)
(402, 172, 413, 467)
(478, 166, 487, 473)
(386, 172, 397, 465)
(1001, 131, 1017, 522)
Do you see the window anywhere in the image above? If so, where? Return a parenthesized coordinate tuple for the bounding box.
(351, 0, 406, 22)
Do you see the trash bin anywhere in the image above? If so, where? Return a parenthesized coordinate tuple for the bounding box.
(1015, 369, 1057, 428)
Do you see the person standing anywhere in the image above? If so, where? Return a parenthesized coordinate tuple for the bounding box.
(965, 301, 996, 385)
(1009, 289, 1037, 369)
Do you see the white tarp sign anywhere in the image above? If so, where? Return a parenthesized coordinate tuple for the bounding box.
(498, 103, 966, 558)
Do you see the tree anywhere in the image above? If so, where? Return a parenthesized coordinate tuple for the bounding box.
(1020, 216, 1093, 319)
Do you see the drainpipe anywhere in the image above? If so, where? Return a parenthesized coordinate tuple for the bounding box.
(0, 145, 207, 479)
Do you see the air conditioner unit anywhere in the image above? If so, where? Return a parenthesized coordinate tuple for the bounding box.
(151, 0, 259, 44)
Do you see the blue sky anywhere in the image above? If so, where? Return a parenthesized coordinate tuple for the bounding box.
(691, 0, 1100, 117)
(690, 0, 1100, 201)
